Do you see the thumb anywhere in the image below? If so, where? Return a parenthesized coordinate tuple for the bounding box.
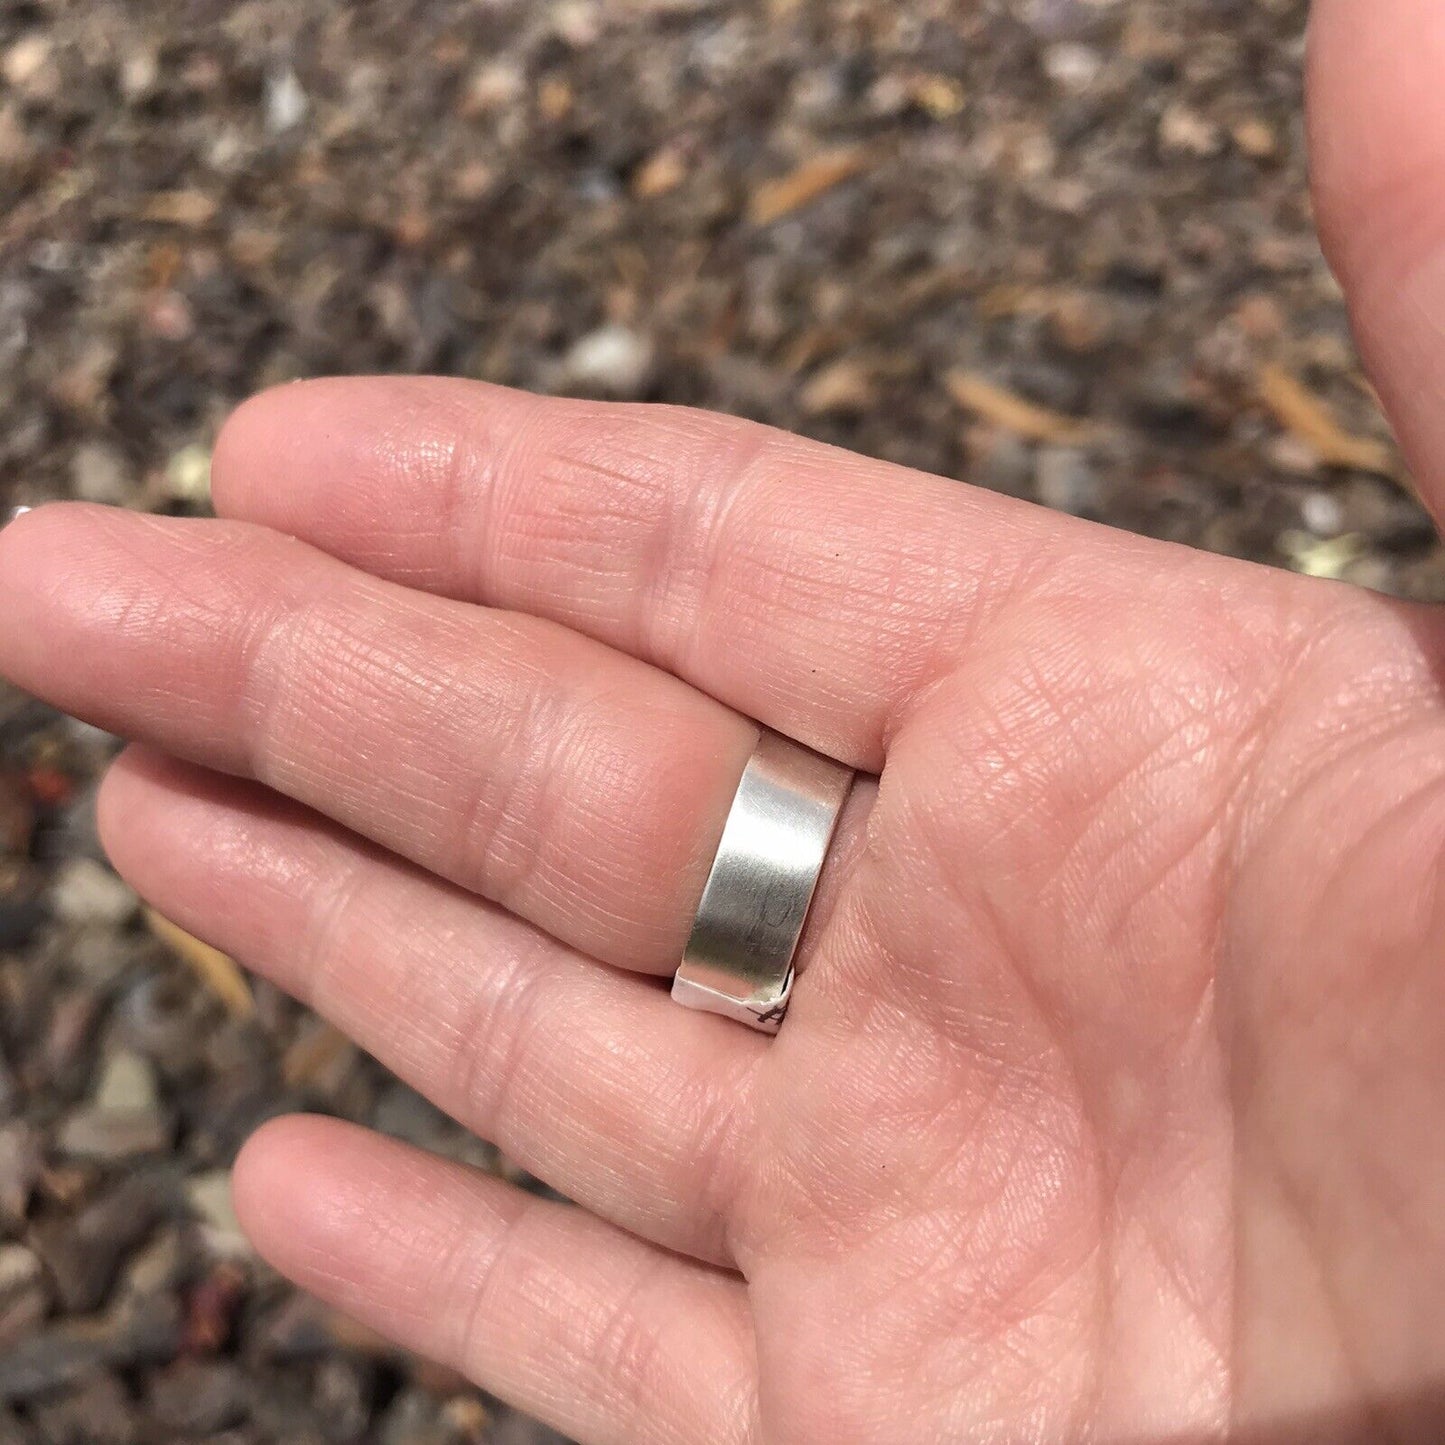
(1308, 0, 1445, 522)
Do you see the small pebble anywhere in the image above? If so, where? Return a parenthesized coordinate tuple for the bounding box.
(252, 1293, 335, 1362)
(1301, 490, 1345, 536)
(146, 1359, 251, 1434)
(28, 1369, 136, 1445)
(108, 1290, 182, 1369)
(561, 324, 654, 397)
(182, 1261, 248, 1354)
(69, 443, 129, 505)
(31, 1172, 170, 1312)
(116, 1227, 185, 1301)
(0, 867, 46, 951)
(311, 1356, 372, 1440)
(118, 48, 159, 103)
(92, 1050, 159, 1115)
(49, 859, 137, 929)
(0, 1245, 48, 1350)
(2, 34, 51, 90)
(185, 1170, 251, 1258)
(164, 443, 212, 503)
(459, 60, 525, 117)
(0, 1047, 15, 1119)
(1035, 447, 1102, 516)
(0, 773, 33, 856)
(0, 1122, 40, 1228)
(1159, 103, 1222, 157)
(41, 991, 101, 1085)
(967, 429, 1034, 498)
(68, 927, 135, 989)
(265, 67, 308, 134)
(0, 1327, 109, 1403)
(1232, 116, 1278, 159)
(551, 0, 601, 47)
(1043, 43, 1102, 91)
(55, 1104, 171, 1161)
(376, 1388, 441, 1445)
(440, 1394, 492, 1441)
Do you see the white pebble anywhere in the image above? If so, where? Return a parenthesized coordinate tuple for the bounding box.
(1035, 447, 1101, 516)
(186, 1171, 252, 1257)
(165, 443, 212, 503)
(50, 858, 138, 928)
(1044, 44, 1103, 91)
(265, 67, 308, 135)
(71, 441, 129, 505)
(563, 324, 654, 397)
(94, 1049, 159, 1115)
(1301, 491, 1344, 536)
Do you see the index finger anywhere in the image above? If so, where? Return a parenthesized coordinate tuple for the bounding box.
(211, 377, 1194, 771)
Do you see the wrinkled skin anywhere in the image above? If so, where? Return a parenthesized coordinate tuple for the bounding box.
(4, 3, 1445, 1439)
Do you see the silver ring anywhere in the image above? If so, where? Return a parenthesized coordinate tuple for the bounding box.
(672, 730, 854, 1034)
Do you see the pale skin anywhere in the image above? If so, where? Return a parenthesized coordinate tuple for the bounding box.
(3, 2, 1445, 1438)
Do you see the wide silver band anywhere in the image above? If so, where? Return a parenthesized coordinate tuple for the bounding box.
(672, 730, 854, 1034)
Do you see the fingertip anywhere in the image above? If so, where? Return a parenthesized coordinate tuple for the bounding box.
(233, 1116, 420, 1285)
(1304, 0, 1445, 516)
(232, 1114, 333, 1260)
(95, 745, 191, 871)
(0, 500, 100, 578)
(0, 502, 126, 688)
(211, 376, 428, 526)
(210, 383, 306, 520)
(95, 748, 147, 867)
(1307, 0, 1445, 280)
(210, 375, 528, 547)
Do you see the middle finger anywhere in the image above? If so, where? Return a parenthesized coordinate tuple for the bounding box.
(0, 504, 755, 973)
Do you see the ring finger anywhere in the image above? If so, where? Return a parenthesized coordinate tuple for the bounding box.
(0, 503, 768, 974)
(100, 747, 763, 1266)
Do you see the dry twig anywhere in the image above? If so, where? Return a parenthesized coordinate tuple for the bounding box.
(145, 908, 254, 1020)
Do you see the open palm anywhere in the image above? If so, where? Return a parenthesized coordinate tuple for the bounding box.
(4, 3, 1445, 1439)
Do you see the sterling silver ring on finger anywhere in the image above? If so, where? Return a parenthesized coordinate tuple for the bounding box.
(671, 729, 854, 1035)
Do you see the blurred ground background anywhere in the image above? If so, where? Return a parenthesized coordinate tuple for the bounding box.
(0, 0, 1424, 1441)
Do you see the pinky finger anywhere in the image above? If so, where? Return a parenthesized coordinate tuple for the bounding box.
(233, 1117, 757, 1445)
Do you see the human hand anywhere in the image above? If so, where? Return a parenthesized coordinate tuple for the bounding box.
(2, 3, 1444, 1439)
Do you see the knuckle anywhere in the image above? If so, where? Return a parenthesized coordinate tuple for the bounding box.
(448, 930, 555, 1134)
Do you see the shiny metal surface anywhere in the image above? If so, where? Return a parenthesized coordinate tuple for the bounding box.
(672, 730, 854, 1034)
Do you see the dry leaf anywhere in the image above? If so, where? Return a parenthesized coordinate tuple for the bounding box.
(912, 74, 966, 119)
(632, 144, 688, 198)
(537, 77, 573, 122)
(978, 283, 1052, 321)
(1259, 364, 1396, 477)
(800, 357, 878, 415)
(749, 146, 870, 225)
(782, 324, 849, 374)
(945, 369, 1104, 446)
(145, 908, 254, 1019)
(139, 191, 219, 227)
(281, 1021, 354, 1090)
(895, 264, 975, 313)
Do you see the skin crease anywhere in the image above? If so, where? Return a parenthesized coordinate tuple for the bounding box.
(5, 1, 1445, 1439)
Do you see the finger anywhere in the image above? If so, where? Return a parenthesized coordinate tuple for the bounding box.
(98, 746, 760, 1266)
(211, 376, 1116, 769)
(0, 503, 755, 973)
(1308, 0, 1445, 517)
(234, 1116, 756, 1445)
